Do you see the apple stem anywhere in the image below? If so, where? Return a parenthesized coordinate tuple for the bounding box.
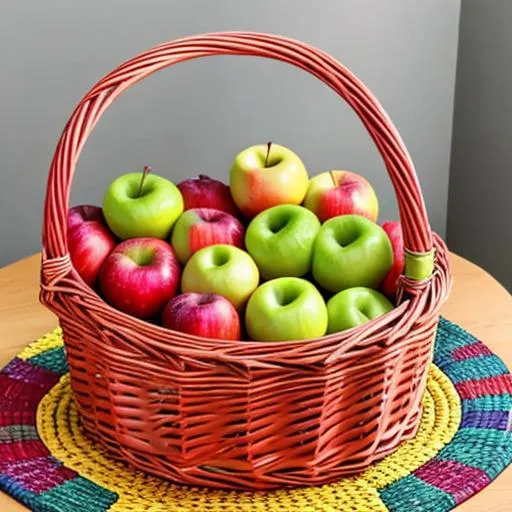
(137, 165, 152, 198)
(264, 141, 272, 168)
(329, 170, 337, 187)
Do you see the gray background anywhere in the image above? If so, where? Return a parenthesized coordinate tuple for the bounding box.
(448, 0, 512, 291)
(0, 0, 460, 267)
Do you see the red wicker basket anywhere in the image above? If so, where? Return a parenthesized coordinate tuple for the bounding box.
(40, 32, 451, 490)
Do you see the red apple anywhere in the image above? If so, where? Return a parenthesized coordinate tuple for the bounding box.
(380, 220, 405, 298)
(99, 238, 180, 319)
(162, 292, 240, 340)
(304, 170, 379, 223)
(67, 205, 116, 286)
(177, 174, 239, 217)
(171, 208, 245, 264)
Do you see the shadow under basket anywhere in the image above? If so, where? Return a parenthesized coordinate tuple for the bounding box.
(40, 32, 452, 490)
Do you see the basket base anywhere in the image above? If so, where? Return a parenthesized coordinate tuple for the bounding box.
(76, 405, 422, 491)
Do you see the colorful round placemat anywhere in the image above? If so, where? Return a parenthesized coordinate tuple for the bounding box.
(0, 317, 511, 512)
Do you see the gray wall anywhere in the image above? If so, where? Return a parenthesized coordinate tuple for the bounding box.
(447, 0, 512, 291)
(0, 0, 460, 266)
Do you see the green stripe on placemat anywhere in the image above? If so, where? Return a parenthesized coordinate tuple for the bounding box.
(381, 475, 456, 512)
(38, 477, 118, 511)
(438, 428, 512, 480)
(29, 347, 68, 375)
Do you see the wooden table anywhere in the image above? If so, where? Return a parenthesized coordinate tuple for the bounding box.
(0, 253, 511, 511)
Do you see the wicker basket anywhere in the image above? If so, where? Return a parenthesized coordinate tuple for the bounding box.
(40, 32, 451, 490)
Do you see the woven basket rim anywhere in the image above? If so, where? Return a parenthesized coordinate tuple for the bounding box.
(40, 234, 449, 365)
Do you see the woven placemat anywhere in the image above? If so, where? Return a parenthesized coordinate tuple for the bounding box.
(0, 317, 511, 512)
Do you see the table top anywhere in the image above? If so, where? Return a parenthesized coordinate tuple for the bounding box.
(1, 253, 511, 511)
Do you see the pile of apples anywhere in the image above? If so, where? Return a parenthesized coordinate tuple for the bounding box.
(68, 143, 404, 342)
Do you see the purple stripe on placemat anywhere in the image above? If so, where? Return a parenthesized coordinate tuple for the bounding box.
(461, 410, 510, 430)
(452, 341, 493, 361)
(0, 456, 77, 494)
(414, 459, 490, 504)
(3, 358, 60, 388)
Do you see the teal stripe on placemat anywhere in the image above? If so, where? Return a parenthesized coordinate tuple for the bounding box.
(29, 347, 68, 375)
(441, 357, 509, 384)
(433, 317, 476, 368)
(38, 477, 118, 511)
(462, 394, 512, 413)
(380, 474, 456, 512)
(437, 428, 512, 480)
(437, 317, 479, 346)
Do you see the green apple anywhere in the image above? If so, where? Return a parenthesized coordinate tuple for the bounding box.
(245, 277, 328, 341)
(181, 244, 259, 310)
(312, 214, 392, 292)
(327, 287, 394, 333)
(245, 205, 321, 279)
(229, 142, 309, 218)
(103, 167, 183, 240)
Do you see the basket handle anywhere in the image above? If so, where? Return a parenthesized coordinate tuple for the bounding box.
(42, 31, 434, 282)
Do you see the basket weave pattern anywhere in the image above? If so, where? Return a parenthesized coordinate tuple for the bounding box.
(40, 32, 451, 490)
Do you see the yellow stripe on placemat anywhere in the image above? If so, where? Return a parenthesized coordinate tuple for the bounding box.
(36, 365, 461, 512)
(18, 327, 63, 360)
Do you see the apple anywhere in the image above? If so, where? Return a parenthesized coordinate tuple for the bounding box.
(245, 277, 328, 341)
(99, 237, 180, 319)
(171, 208, 245, 264)
(312, 214, 393, 293)
(103, 166, 183, 240)
(327, 287, 394, 333)
(181, 244, 259, 310)
(177, 174, 239, 217)
(67, 205, 116, 286)
(162, 292, 240, 340)
(304, 170, 379, 223)
(245, 204, 320, 279)
(380, 220, 405, 299)
(229, 142, 309, 218)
